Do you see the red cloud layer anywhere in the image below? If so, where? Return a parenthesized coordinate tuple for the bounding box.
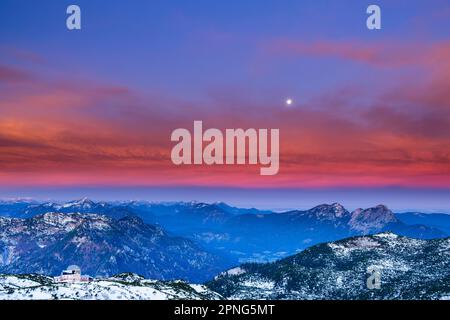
(0, 41, 449, 188)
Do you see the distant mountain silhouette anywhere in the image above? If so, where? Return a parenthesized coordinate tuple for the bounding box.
(1, 199, 446, 263)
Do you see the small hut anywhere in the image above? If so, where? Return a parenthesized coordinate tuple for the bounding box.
(54, 265, 91, 283)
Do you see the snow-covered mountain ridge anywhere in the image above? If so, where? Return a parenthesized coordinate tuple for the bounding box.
(0, 273, 221, 300)
(207, 233, 450, 300)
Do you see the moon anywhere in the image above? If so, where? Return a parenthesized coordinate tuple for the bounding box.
(285, 98, 293, 106)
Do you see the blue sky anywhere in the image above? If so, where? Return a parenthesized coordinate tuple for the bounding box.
(0, 1, 449, 211)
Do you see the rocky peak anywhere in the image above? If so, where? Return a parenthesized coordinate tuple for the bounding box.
(307, 203, 351, 221)
(349, 204, 398, 233)
(64, 198, 96, 208)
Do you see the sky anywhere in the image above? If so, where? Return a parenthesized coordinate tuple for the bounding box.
(0, 1, 449, 210)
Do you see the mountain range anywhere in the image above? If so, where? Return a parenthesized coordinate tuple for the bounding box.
(0, 212, 229, 282)
(0, 198, 448, 264)
(396, 212, 450, 235)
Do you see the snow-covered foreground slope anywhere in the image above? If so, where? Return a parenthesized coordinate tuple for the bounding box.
(2, 233, 449, 300)
(207, 233, 450, 300)
(0, 273, 222, 300)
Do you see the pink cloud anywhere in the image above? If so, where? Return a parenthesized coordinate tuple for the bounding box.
(1, 41, 450, 188)
(0, 65, 32, 83)
(264, 38, 449, 69)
